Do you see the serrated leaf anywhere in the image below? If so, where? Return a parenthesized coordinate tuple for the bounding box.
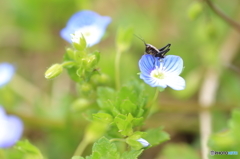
(92, 113, 113, 124)
(15, 140, 44, 159)
(92, 137, 121, 159)
(144, 127, 170, 147)
(119, 99, 137, 115)
(66, 65, 82, 82)
(126, 132, 147, 150)
(85, 121, 108, 142)
(97, 87, 119, 115)
(114, 114, 134, 136)
(116, 86, 146, 117)
(121, 150, 143, 159)
(132, 117, 144, 127)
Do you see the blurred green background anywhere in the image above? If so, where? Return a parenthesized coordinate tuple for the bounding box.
(1, 0, 240, 158)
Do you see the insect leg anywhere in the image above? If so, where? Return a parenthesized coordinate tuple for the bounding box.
(159, 48, 170, 56)
(158, 44, 171, 52)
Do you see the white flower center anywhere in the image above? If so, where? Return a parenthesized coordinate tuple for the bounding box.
(150, 63, 165, 79)
(71, 26, 102, 46)
(150, 68, 165, 79)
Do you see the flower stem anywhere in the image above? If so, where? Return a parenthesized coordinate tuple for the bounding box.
(110, 138, 126, 142)
(145, 88, 159, 118)
(61, 61, 75, 67)
(115, 49, 122, 90)
(73, 137, 89, 157)
(148, 88, 159, 108)
(205, 0, 240, 33)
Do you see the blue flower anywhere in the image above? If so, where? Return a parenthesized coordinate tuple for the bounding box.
(139, 55, 185, 90)
(0, 63, 15, 87)
(137, 138, 150, 148)
(0, 106, 23, 148)
(60, 10, 111, 47)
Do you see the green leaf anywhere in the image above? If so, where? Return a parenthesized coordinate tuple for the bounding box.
(114, 114, 134, 136)
(144, 127, 170, 147)
(71, 98, 91, 112)
(72, 34, 87, 51)
(121, 150, 143, 159)
(85, 121, 108, 142)
(93, 113, 113, 124)
(116, 27, 134, 52)
(116, 86, 146, 117)
(119, 81, 148, 117)
(68, 66, 82, 82)
(126, 132, 147, 150)
(97, 87, 119, 115)
(118, 99, 137, 115)
(72, 156, 92, 159)
(132, 117, 144, 127)
(15, 140, 44, 159)
(66, 48, 75, 60)
(229, 110, 240, 141)
(72, 156, 84, 159)
(91, 137, 121, 159)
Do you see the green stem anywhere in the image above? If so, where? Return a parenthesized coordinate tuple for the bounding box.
(110, 138, 126, 142)
(73, 137, 89, 157)
(145, 88, 159, 118)
(147, 88, 159, 108)
(205, 0, 240, 33)
(115, 49, 122, 90)
(61, 61, 75, 67)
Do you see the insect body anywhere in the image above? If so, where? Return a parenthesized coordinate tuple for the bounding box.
(145, 43, 171, 59)
(135, 35, 171, 59)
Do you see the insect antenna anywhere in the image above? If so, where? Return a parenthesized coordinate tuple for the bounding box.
(134, 34, 147, 46)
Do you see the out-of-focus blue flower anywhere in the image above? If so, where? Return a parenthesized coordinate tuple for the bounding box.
(0, 63, 15, 87)
(139, 55, 185, 90)
(0, 106, 23, 148)
(60, 10, 111, 47)
(137, 138, 150, 148)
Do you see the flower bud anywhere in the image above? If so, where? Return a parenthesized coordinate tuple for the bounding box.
(137, 138, 150, 148)
(71, 98, 91, 112)
(78, 83, 93, 94)
(81, 54, 99, 69)
(91, 73, 110, 85)
(45, 64, 63, 79)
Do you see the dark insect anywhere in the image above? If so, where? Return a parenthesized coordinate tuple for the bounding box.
(135, 35, 171, 59)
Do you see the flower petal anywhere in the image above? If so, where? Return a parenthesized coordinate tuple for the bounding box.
(0, 106, 23, 148)
(165, 75, 186, 90)
(139, 54, 155, 75)
(60, 10, 111, 47)
(0, 116, 23, 148)
(162, 55, 183, 75)
(137, 138, 150, 147)
(0, 63, 15, 87)
(140, 74, 167, 88)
